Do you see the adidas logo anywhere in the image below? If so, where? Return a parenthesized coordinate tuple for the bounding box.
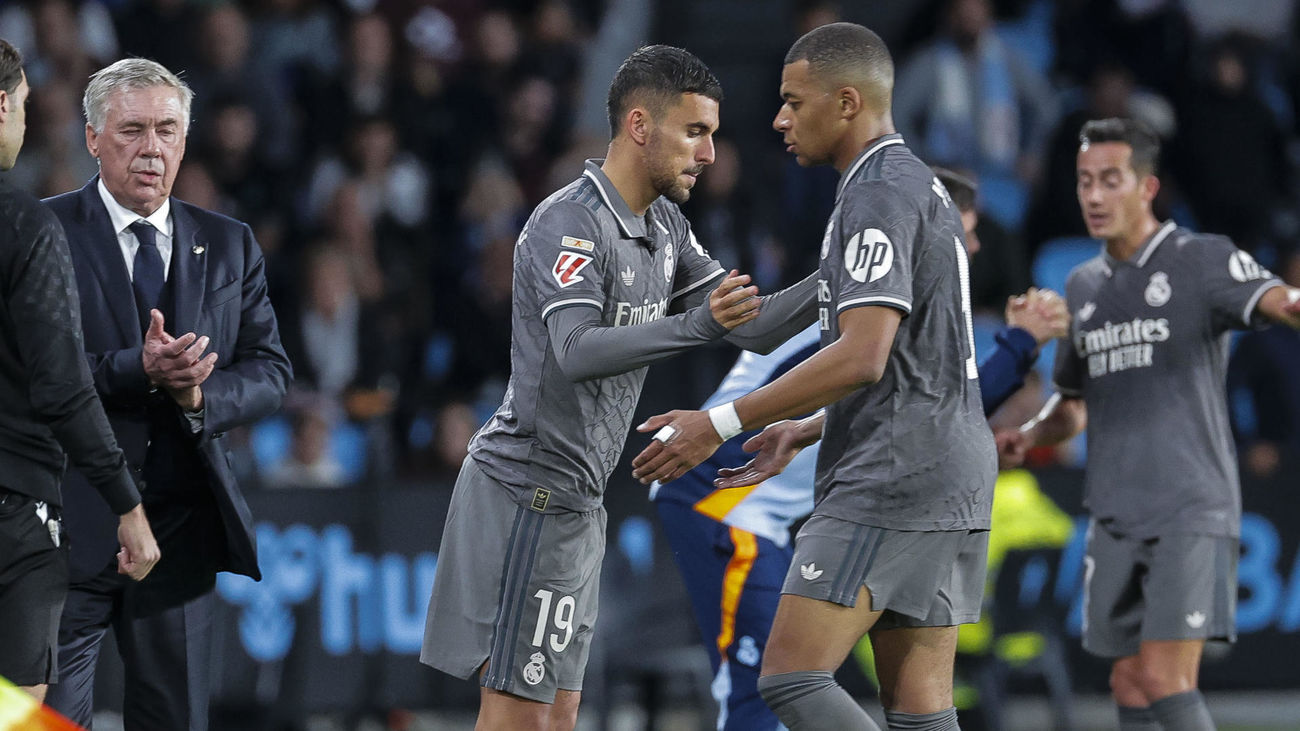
(1186, 611, 1206, 629)
(620, 265, 636, 286)
(1078, 301, 1096, 322)
(799, 563, 823, 581)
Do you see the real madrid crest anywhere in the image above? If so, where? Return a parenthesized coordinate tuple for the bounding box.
(1145, 271, 1171, 307)
(663, 241, 675, 281)
(820, 219, 834, 260)
(522, 652, 546, 686)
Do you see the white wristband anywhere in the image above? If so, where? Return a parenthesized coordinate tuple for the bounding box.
(708, 402, 744, 441)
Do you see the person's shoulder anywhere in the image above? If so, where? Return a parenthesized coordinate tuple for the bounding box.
(840, 174, 917, 219)
(173, 197, 251, 233)
(40, 186, 81, 218)
(0, 184, 61, 239)
(527, 179, 604, 238)
(1066, 256, 1109, 288)
(1167, 227, 1234, 255)
(0, 183, 46, 217)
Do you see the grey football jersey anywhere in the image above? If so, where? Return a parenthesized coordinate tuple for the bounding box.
(813, 135, 997, 531)
(471, 160, 724, 513)
(1053, 221, 1283, 539)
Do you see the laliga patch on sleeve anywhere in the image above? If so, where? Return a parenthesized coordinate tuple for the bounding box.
(562, 236, 595, 251)
(552, 251, 594, 288)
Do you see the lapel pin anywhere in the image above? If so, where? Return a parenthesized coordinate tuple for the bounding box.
(192, 244, 205, 255)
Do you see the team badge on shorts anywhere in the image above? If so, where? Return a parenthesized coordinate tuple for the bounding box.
(1145, 271, 1171, 307)
(523, 652, 547, 686)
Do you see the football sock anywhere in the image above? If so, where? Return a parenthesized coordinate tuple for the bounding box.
(884, 706, 960, 730)
(1117, 705, 1160, 731)
(1150, 689, 1215, 730)
(757, 671, 880, 730)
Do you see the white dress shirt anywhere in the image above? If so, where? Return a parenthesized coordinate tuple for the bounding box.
(97, 178, 174, 281)
(96, 180, 205, 427)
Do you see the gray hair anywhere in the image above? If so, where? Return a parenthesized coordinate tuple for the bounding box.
(82, 58, 194, 134)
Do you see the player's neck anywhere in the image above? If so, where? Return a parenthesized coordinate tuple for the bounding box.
(601, 146, 657, 215)
(1105, 215, 1161, 261)
(834, 114, 896, 174)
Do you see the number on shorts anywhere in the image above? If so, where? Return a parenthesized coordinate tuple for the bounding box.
(531, 589, 576, 653)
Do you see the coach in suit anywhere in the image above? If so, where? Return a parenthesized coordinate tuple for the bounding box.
(42, 58, 291, 731)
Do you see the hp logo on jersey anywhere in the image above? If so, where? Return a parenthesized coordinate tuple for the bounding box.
(845, 228, 894, 283)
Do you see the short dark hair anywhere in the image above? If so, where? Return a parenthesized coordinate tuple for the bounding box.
(1079, 117, 1160, 176)
(932, 166, 978, 213)
(784, 22, 893, 110)
(0, 39, 23, 96)
(606, 45, 723, 138)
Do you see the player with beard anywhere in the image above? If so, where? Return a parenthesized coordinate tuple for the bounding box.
(420, 45, 818, 731)
(997, 118, 1300, 731)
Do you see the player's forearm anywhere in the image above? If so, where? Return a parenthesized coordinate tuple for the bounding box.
(547, 304, 727, 381)
(791, 411, 827, 448)
(977, 327, 1037, 416)
(1024, 396, 1086, 447)
(1257, 285, 1300, 329)
(734, 338, 878, 430)
(723, 273, 819, 354)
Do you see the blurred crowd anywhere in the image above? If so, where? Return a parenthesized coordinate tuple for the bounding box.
(2, 0, 1299, 489)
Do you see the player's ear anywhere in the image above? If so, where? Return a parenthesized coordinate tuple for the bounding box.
(1139, 171, 1160, 203)
(626, 107, 651, 146)
(838, 86, 862, 120)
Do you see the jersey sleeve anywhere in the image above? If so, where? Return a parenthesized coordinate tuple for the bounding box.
(670, 221, 725, 304)
(521, 200, 608, 322)
(1195, 236, 1284, 332)
(833, 182, 918, 315)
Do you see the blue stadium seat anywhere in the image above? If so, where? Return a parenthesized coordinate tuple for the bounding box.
(330, 421, 367, 483)
(250, 416, 292, 471)
(977, 173, 1030, 231)
(973, 311, 1005, 364)
(995, 0, 1055, 74)
(250, 415, 368, 484)
(1032, 236, 1098, 293)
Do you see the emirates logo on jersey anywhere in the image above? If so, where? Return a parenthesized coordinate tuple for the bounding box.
(552, 251, 593, 288)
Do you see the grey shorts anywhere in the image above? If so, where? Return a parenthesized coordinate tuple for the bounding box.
(1082, 521, 1237, 658)
(421, 458, 606, 703)
(783, 514, 988, 627)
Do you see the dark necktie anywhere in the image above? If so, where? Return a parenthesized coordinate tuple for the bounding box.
(129, 220, 165, 333)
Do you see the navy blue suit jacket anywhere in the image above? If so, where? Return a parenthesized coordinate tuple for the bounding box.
(44, 179, 290, 583)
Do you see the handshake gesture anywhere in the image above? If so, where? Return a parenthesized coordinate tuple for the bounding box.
(1005, 287, 1069, 345)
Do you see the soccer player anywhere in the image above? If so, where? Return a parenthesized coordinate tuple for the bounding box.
(633, 23, 998, 730)
(996, 118, 1300, 731)
(420, 46, 817, 731)
(648, 168, 1067, 731)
